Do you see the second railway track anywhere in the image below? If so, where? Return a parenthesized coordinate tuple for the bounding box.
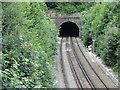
(57, 37, 118, 89)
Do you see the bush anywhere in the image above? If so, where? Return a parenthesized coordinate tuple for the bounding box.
(55, 2, 95, 14)
(80, 2, 120, 75)
(2, 2, 58, 88)
(98, 27, 119, 67)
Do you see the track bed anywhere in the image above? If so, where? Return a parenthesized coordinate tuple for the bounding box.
(55, 37, 118, 89)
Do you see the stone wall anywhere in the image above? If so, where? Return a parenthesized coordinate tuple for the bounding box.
(48, 12, 80, 30)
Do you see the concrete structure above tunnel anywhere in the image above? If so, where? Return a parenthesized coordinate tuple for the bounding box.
(48, 12, 80, 30)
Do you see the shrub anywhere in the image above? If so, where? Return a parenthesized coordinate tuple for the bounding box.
(80, 2, 120, 75)
(98, 27, 119, 67)
(55, 2, 95, 14)
(2, 2, 58, 88)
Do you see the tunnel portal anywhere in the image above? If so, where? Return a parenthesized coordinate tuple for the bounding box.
(59, 21, 79, 37)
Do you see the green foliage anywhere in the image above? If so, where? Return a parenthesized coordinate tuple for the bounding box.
(97, 28, 119, 66)
(2, 2, 58, 88)
(80, 2, 120, 75)
(54, 2, 95, 14)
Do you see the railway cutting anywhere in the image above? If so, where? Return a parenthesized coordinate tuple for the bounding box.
(50, 12, 118, 89)
(55, 37, 118, 89)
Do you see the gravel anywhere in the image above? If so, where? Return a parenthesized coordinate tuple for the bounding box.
(87, 51, 119, 86)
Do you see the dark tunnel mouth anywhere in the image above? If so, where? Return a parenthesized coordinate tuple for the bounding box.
(59, 21, 79, 37)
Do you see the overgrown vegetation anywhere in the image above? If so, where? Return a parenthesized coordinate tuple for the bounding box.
(1, 2, 120, 88)
(46, 2, 95, 14)
(2, 2, 58, 88)
(47, 2, 120, 80)
(80, 2, 120, 78)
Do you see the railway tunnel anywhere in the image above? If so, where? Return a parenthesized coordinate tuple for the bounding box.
(49, 13, 118, 88)
(59, 21, 79, 37)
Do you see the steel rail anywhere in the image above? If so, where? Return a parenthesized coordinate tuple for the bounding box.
(66, 37, 83, 89)
(60, 37, 68, 88)
(70, 37, 96, 90)
(75, 37, 109, 90)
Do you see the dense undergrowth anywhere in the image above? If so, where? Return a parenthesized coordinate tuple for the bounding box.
(80, 2, 120, 80)
(1, 2, 58, 88)
(47, 2, 95, 14)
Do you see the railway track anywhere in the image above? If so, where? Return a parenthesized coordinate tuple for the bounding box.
(56, 37, 118, 89)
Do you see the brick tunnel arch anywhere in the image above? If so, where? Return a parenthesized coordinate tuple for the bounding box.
(59, 21, 79, 37)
